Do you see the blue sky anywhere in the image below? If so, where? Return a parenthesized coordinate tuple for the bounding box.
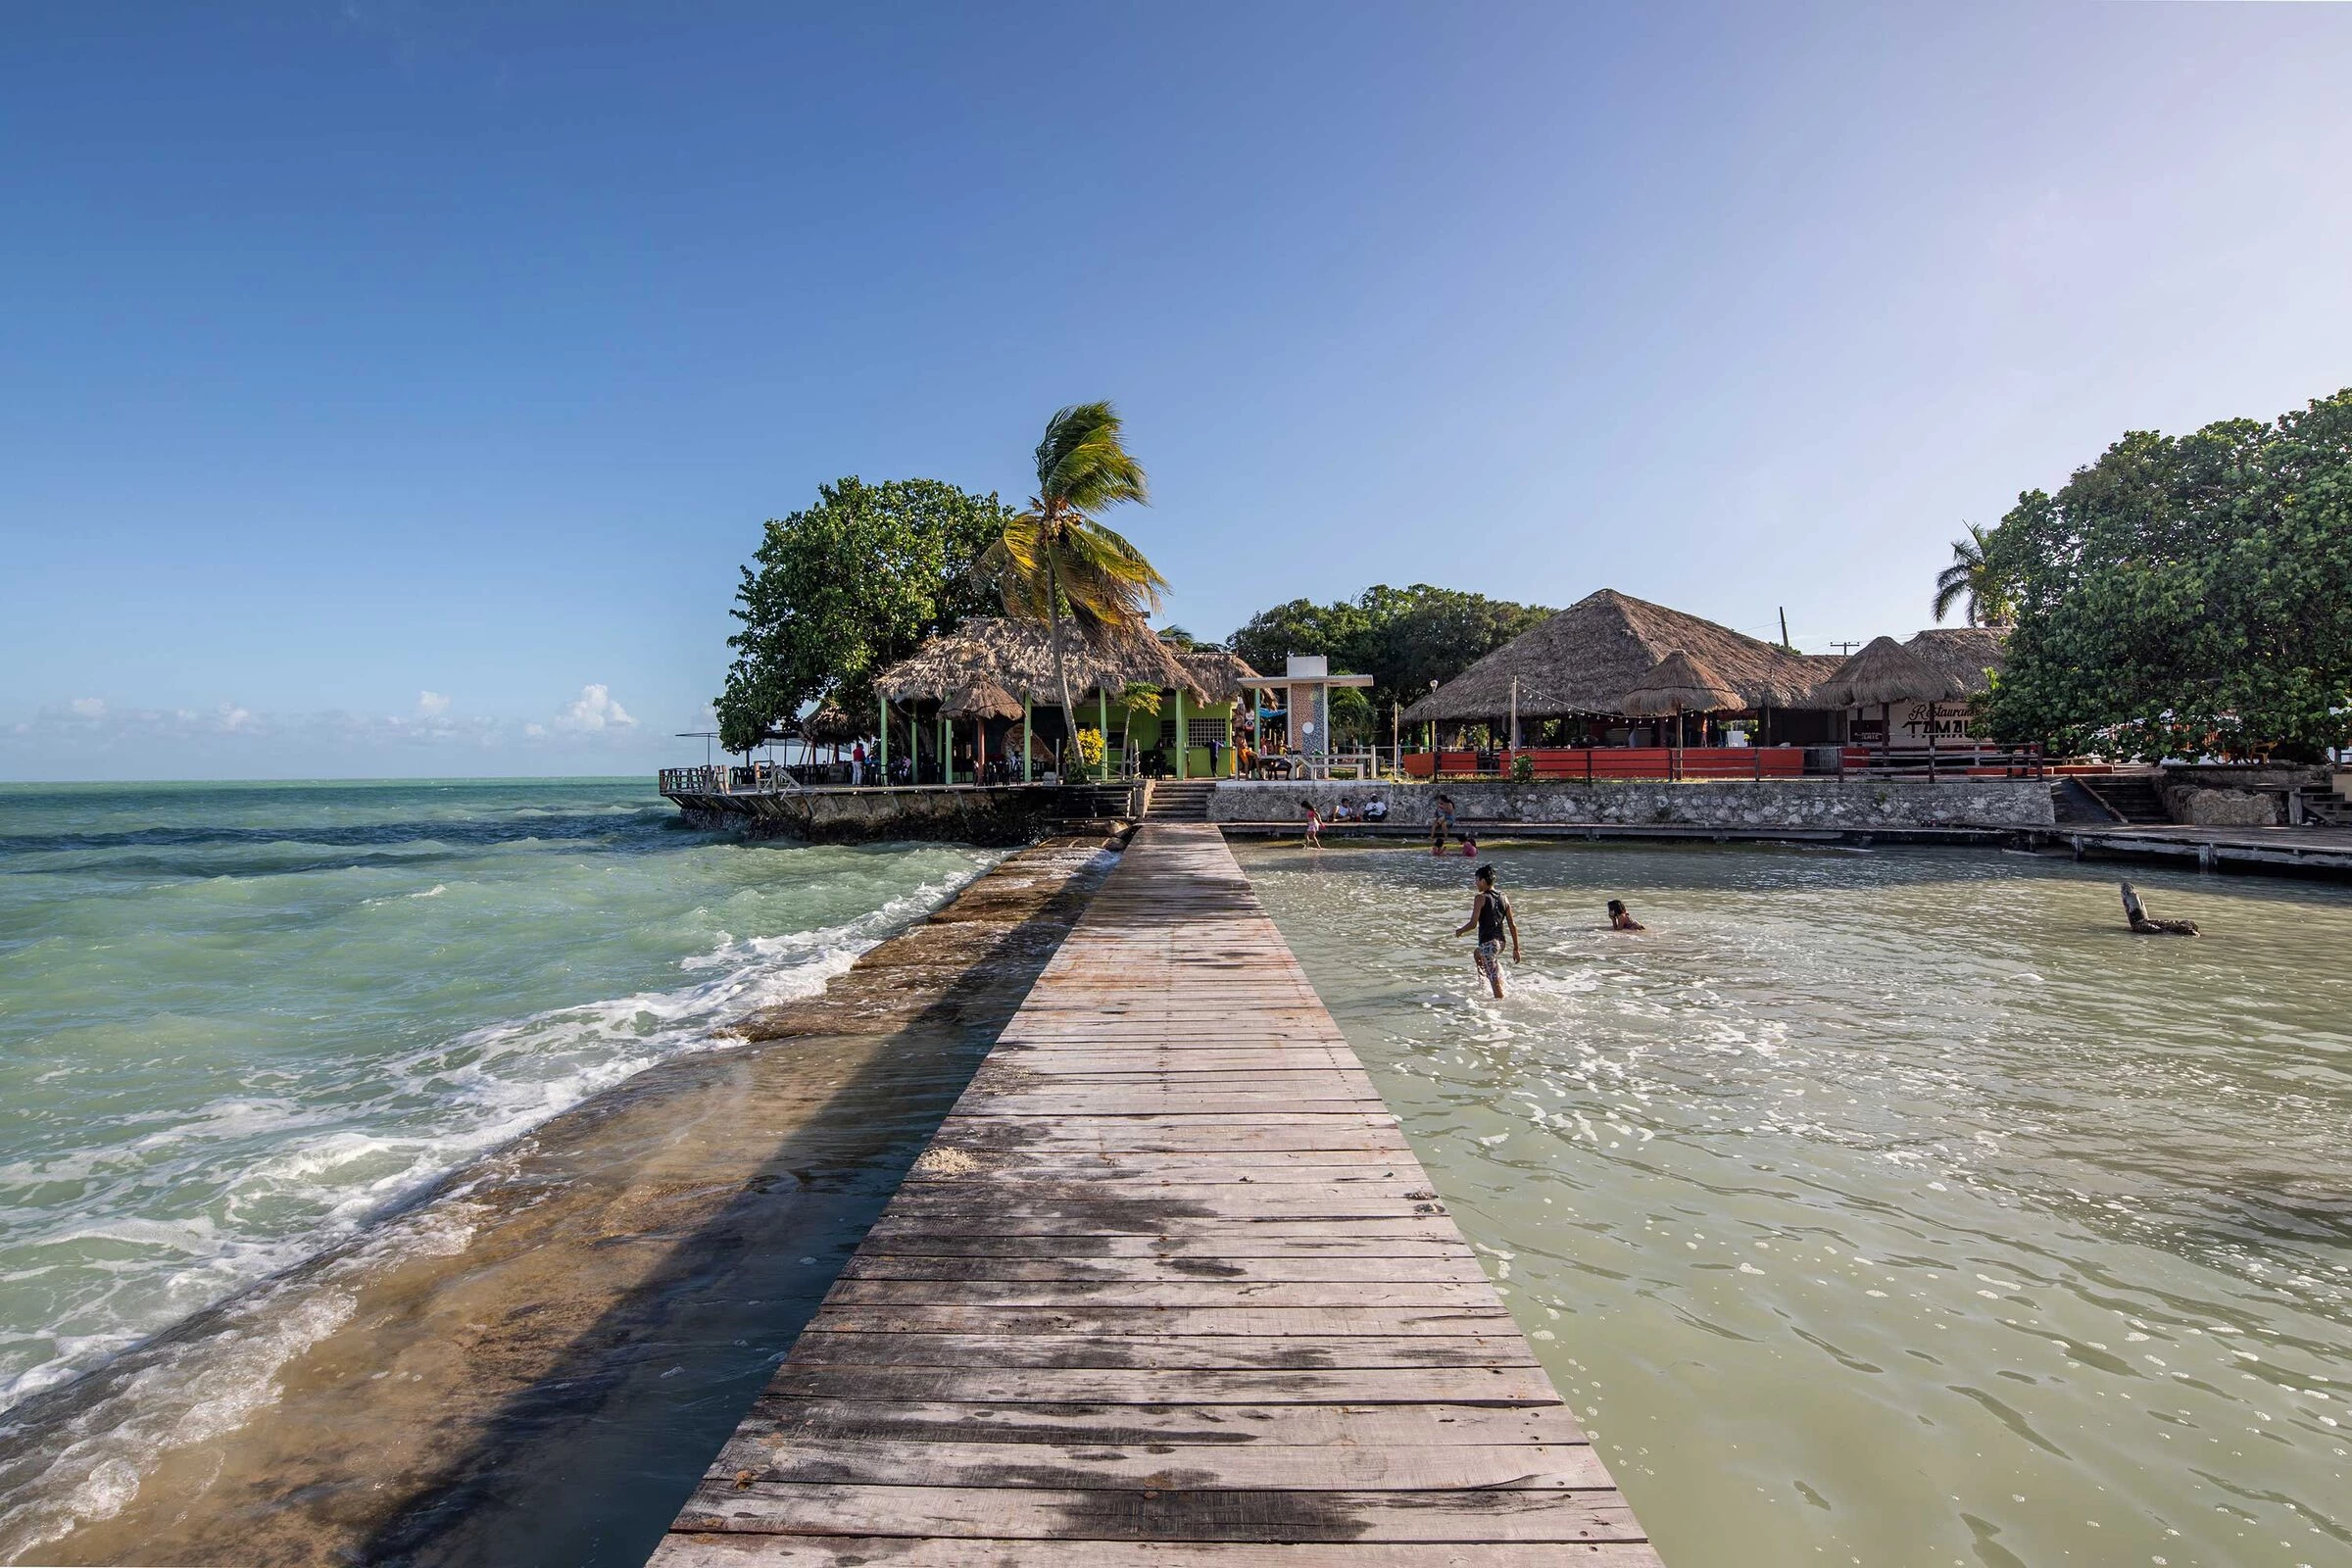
(4, 2, 2349, 779)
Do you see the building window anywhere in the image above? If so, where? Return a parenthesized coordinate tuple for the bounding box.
(1188, 716, 1230, 748)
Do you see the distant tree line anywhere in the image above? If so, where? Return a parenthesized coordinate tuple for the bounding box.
(1228, 585, 1554, 743)
(1963, 387, 2352, 761)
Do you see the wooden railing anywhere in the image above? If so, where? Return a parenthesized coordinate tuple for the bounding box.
(659, 762, 810, 795)
(1396, 745, 2047, 782)
(1401, 747, 1802, 781)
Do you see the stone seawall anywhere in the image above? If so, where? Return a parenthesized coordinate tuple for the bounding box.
(667, 784, 1117, 845)
(1205, 777, 2055, 832)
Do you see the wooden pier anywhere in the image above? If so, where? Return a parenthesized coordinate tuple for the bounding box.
(653, 823, 1660, 1565)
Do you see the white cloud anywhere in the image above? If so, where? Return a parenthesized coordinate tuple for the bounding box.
(555, 684, 635, 733)
(3, 684, 670, 776)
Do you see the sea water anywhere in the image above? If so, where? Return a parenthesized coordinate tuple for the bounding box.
(1240, 841, 2352, 1568)
(0, 780, 991, 1421)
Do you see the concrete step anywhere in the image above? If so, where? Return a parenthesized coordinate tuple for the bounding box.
(2081, 774, 2172, 825)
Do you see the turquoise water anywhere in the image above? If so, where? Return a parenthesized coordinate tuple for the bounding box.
(0, 780, 991, 1414)
(1243, 842, 2352, 1568)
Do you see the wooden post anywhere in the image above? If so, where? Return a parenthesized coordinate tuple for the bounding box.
(1022, 696, 1032, 783)
(1174, 687, 1188, 781)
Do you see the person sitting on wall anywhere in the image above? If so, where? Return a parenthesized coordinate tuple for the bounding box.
(1363, 796, 1389, 821)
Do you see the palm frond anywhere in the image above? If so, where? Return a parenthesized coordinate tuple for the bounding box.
(1035, 401, 1149, 514)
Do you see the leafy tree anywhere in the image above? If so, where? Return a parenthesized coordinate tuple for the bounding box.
(977, 402, 1167, 747)
(1328, 687, 1373, 744)
(1932, 522, 2015, 626)
(1230, 584, 1553, 718)
(715, 478, 1011, 754)
(1982, 388, 2352, 761)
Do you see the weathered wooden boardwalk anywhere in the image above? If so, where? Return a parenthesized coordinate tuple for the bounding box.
(653, 823, 1661, 1565)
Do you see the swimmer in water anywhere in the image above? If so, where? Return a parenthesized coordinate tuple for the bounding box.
(1606, 898, 1644, 931)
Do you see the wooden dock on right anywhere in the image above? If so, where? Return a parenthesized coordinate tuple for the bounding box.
(654, 822, 1663, 1565)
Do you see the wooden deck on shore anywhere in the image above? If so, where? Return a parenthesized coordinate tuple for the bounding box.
(652, 822, 1661, 1565)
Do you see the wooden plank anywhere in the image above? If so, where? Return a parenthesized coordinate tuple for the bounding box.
(822, 1278, 1503, 1307)
(677, 1484, 1649, 1543)
(653, 1536, 1665, 1566)
(734, 1398, 1587, 1446)
(840, 1254, 1496, 1284)
(783, 1332, 1544, 1370)
(758, 1365, 1570, 1406)
(712, 1437, 1611, 1492)
(851, 1229, 1479, 1259)
(796, 1306, 1517, 1339)
(656, 823, 1657, 1563)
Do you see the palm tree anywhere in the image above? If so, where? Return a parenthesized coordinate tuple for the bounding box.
(978, 402, 1168, 760)
(1934, 522, 2015, 626)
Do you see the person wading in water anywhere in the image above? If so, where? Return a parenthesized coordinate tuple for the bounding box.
(1430, 793, 1458, 856)
(1454, 863, 1522, 999)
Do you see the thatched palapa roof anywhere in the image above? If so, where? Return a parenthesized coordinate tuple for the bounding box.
(1811, 636, 1969, 709)
(874, 617, 1208, 707)
(941, 676, 1021, 720)
(1175, 647, 1263, 704)
(800, 706, 865, 745)
(1403, 589, 1835, 723)
(1902, 627, 2007, 697)
(1616, 649, 1744, 717)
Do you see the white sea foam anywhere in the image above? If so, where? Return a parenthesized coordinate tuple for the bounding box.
(0, 866, 986, 1425)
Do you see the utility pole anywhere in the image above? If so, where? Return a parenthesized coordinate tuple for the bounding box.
(1830, 640, 1860, 657)
(1779, 607, 1792, 652)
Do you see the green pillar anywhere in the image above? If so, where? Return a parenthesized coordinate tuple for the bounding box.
(1175, 688, 1187, 780)
(877, 695, 888, 783)
(1098, 689, 1109, 782)
(1022, 697, 1032, 783)
(939, 712, 950, 784)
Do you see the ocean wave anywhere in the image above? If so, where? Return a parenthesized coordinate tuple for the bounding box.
(0, 867, 984, 1419)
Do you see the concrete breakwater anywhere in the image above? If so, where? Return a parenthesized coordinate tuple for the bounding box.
(664, 783, 1131, 845)
(1207, 777, 2057, 833)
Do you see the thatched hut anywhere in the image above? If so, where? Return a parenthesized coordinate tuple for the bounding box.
(1811, 635, 1972, 764)
(874, 617, 1206, 708)
(868, 617, 1246, 782)
(799, 706, 865, 747)
(1619, 649, 1745, 776)
(1402, 589, 1840, 746)
(1617, 649, 1744, 718)
(940, 676, 1022, 720)
(1903, 627, 2007, 697)
(1810, 636, 1965, 710)
(1175, 647, 1262, 705)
